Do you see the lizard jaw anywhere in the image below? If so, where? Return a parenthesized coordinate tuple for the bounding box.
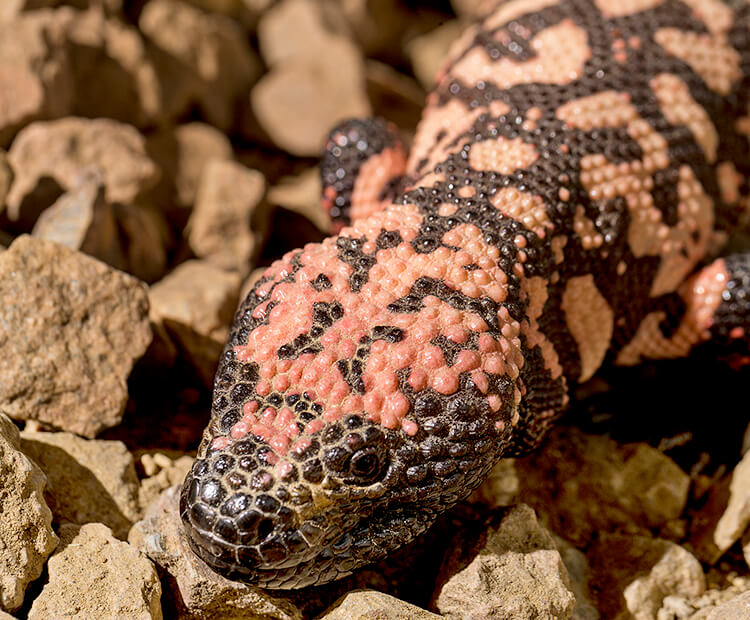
(179, 471, 436, 589)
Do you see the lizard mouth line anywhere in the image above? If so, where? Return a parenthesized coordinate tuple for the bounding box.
(181, 485, 437, 589)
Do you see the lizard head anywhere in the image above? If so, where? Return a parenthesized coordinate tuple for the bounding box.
(180, 205, 526, 588)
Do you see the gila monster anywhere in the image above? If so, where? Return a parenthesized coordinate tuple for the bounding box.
(181, 0, 750, 589)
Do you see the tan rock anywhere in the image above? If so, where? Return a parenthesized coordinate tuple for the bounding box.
(468, 458, 518, 508)
(187, 160, 266, 275)
(31, 170, 125, 271)
(28, 523, 162, 620)
(553, 535, 600, 620)
(0, 413, 58, 613)
(617, 443, 692, 529)
(513, 427, 689, 546)
(66, 6, 162, 128)
(406, 19, 466, 89)
(318, 0, 417, 59)
(2, 0, 125, 16)
(171, 123, 234, 208)
(6, 117, 160, 221)
(148, 123, 234, 211)
(0, 10, 73, 146)
(686, 473, 732, 564)
(20, 431, 141, 539)
(251, 36, 371, 156)
(705, 591, 750, 620)
(365, 60, 425, 131)
(685, 577, 750, 619)
(139, 0, 261, 130)
(137, 451, 195, 513)
(588, 535, 705, 620)
(0, 150, 12, 214)
(714, 450, 750, 552)
(450, 0, 495, 18)
(181, 0, 271, 23)
(257, 0, 332, 67)
(114, 202, 170, 283)
(0, 236, 152, 437)
(321, 590, 441, 619)
(433, 504, 575, 620)
(129, 486, 302, 620)
(149, 259, 242, 385)
(267, 167, 329, 233)
(0, 1, 56, 22)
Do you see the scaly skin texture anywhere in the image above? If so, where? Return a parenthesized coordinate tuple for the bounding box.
(181, 0, 750, 589)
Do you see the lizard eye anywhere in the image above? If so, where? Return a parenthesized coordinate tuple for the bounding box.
(349, 449, 384, 482)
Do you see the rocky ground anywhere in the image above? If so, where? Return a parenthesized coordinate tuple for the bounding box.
(0, 0, 748, 618)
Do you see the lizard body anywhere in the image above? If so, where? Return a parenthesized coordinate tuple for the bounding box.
(181, 0, 750, 589)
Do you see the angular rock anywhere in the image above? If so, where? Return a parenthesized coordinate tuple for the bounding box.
(714, 450, 750, 553)
(686, 473, 732, 564)
(20, 431, 141, 539)
(0, 236, 152, 437)
(1, 0, 125, 16)
(618, 443, 692, 529)
(181, 0, 270, 22)
(682, 578, 750, 619)
(149, 259, 242, 385)
(0, 150, 12, 214)
(251, 35, 370, 156)
(66, 6, 162, 128)
(433, 504, 575, 620)
(406, 19, 466, 89)
(0, 413, 58, 614)
(365, 60, 425, 131)
(169, 123, 234, 209)
(321, 590, 441, 620)
(0, 1, 55, 22)
(588, 534, 705, 619)
(257, 0, 332, 67)
(0, 10, 73, 146)
(140, 0, 261, 130)
(31, 170, 125, 271)
(6, 117, 160, 222)
(267, 167, 329, 233)
(129, 486, 302, 620)
(137, 451, 195, 513)
(114, 202, 170, 283)
(513, 427, 690, 546)
(468, 458, 519, 508)
(186, 161, 266, 275)
(705, 591, 750, 620)
(450, 0, 493, 18)
(553, 535, 600, 620)
(28, 523, 162, 620)
(317, 0, 420, 60)
(147, 123, 234, 212)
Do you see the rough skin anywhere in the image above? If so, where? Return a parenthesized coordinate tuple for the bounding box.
(181, 0, 750, 589)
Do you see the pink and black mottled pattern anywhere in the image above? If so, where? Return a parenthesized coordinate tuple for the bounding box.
(181, 0, 750, 589)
